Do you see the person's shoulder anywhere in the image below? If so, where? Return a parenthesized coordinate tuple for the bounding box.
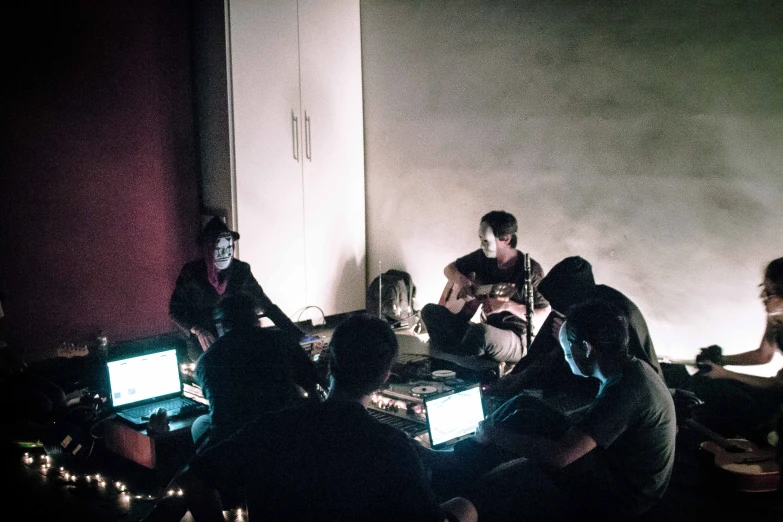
(456, 249, 484, 263)
(233, 259, 252, 269)
(623, 359, 672, 398)
(595, 285, 638, 309)
(250, 325, 300, 347)
(364, 413, 420, 449)
(523, 251, 544, 266)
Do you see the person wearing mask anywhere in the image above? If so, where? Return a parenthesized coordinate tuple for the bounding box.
(169, 216, 304, 361)
(421, 210, 549, 367)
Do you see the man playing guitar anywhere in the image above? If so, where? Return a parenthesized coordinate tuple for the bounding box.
(420, 210, 549, 367)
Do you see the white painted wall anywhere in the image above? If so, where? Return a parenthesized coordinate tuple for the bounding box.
(361, 0, 783, 374)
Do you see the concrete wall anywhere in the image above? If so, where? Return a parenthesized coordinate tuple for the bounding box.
(361, 0, 783, 373)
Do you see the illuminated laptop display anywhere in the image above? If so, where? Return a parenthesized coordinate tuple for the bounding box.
(424, 384, 486, 449)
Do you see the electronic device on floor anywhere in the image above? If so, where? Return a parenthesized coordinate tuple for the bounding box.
(368, 376, 485, 446)
(106, 345, 207, 426)
(424, 382, 486, 449)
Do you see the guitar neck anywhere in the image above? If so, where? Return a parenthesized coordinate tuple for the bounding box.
(474, 284, 496, 296)
(684, 418, 745, 452)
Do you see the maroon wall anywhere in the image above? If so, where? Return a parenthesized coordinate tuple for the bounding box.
(0, 1, 201, 361)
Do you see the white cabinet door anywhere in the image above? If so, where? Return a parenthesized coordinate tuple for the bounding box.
(299, 0, 366, 317)
(227, 0, 366, 321)
(228, 0, 308, 317)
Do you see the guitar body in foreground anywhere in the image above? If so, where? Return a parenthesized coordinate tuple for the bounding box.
(699, 439, 779, 493)
(684, 418, 780, 493)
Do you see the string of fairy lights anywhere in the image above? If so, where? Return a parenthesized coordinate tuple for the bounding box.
(20, 450, 248, 521)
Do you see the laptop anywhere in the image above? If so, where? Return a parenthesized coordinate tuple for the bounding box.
(423, 383, 486, 449)
(106, 344, 207, 426)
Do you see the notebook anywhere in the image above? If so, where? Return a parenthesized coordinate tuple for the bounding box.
(106, 345, 206, 426)
(424, 383, 486, 449)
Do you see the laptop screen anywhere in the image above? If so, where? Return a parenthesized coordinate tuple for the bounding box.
(107, 348, 182, 408)
(424, 384, 485, 449)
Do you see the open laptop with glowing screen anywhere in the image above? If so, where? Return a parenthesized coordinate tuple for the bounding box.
(106, 344, 206, 426)
(423, 383, 486, 449)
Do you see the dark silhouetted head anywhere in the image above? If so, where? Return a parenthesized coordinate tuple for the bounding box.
(537, 256, 596, 313)
(328, 313, 399, 397)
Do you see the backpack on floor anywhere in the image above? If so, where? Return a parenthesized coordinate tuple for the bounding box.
(366, 269, 419, 329)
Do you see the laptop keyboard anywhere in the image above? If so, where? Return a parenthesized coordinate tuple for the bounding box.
(122, 397, 200, 420)
(367, 408, 427, 437)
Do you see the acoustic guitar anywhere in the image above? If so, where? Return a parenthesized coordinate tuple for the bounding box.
(438, 274, 516, 321)
(684, 418, 780, 493)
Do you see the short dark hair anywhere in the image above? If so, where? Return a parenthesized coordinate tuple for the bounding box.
(480, 210, 518, 248)
(328, 313, 399, 396)
(765, 257, 783, 297)
(564, 299, 629, 362)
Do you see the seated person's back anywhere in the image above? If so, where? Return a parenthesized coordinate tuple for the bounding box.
(143, 313, 477, 522)
(202, 399, 442, 521)
(192, 293, 320, 447)
(497, 256, 660, 410)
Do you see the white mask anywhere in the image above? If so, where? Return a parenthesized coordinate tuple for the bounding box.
(214, 234, 234, 270)
(479, 222, 497, 259)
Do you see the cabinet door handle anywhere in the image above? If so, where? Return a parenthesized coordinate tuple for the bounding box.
(305, 111, 312, 161)
(292, 111, 299, 162)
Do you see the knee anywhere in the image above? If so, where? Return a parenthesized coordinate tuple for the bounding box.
(191, 414, 212, 446)
(421, 303, 442, 324)
(461, 324, 488, 356)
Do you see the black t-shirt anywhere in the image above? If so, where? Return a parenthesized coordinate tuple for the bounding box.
(169, 259, 302, 342)
(189, 400, 447, 522)
(454, 249, 548, 336)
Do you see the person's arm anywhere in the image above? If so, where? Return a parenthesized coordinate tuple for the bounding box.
(700, 360, 783, 389)
(721, 323, 780, 366)
(475, 417, 597, 469)
(483, 297, 552, 324)
(170, 266, 216, 353)
(284, 335, 322, 398)
(169, 267, 197, 335)
(240, 267, 304, 341)
(444, 262, 477, 293)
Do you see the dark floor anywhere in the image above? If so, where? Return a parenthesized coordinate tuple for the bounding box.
(4, 330, 783, 521)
